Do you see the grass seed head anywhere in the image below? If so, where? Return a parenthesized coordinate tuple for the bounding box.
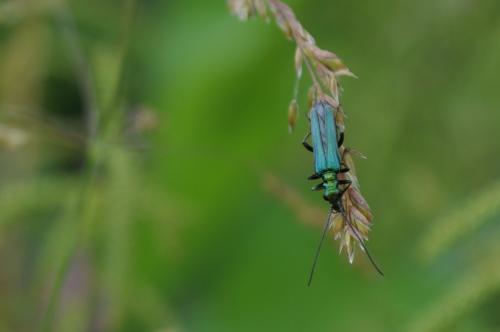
(287, 99, 299, 133)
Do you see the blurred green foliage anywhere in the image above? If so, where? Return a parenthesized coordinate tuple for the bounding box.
(1, 0, 500, 331)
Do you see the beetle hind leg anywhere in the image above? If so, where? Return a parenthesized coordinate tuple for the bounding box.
(302, 132, 313, 152)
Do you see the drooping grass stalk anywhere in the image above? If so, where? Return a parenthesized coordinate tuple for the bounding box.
(229, 0, 377, 265)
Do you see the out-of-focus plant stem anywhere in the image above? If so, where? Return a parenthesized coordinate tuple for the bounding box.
(38, 0, 138, 330)
(54, 3, 99, 140)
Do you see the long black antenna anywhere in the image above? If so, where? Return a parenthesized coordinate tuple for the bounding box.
(337, 201, 384, 276)
(307, 209, 334, 287)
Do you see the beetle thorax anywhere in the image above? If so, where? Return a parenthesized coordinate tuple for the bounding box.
(321, 170, 340, 201)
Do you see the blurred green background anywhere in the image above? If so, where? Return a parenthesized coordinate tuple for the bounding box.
(1, 0, 500, 331)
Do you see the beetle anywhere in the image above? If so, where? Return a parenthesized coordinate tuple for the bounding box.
(302, 101, 351, 206)
(303, 101, 383, 285)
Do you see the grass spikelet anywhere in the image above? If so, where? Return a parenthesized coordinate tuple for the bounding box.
(287, 99, 298, 133)
(228, 0, 354, 117)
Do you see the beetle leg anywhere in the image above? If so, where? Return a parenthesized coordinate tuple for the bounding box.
(338, 179, 352, 187)
(338, 180, 352, 195)
(338, 167, 350, 174)
(312, 182, 324, 191)
(337, 132, 344, 147)
(303, 142, 314, 152)
(308, 173, 321, 180)
(302, 132, 313, 152)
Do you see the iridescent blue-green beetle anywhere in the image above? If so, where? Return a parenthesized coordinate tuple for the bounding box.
(302, 101, 351, 205)
(303, 101, 383, 285)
